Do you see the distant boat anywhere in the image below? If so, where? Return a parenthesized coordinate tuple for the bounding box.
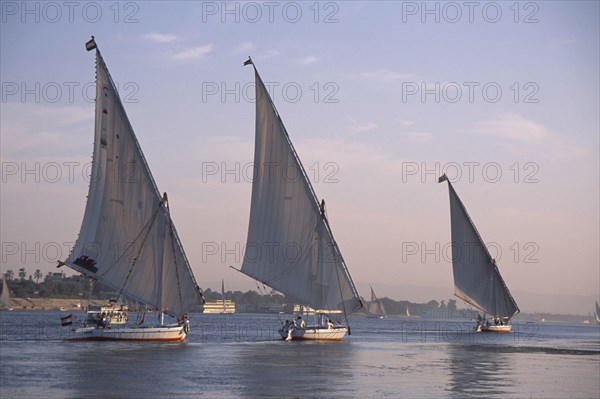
(59, 37, 204, 341)
(439, 174, 519, 333)
(367, 285, 387, 318)
(234, 58, 363, 341)
(405, 306, 411, 317)
(1, 278, 13, 311)
(595, 302, 600, 324)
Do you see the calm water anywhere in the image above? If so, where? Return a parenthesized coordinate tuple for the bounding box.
(1, 311, 598, 398)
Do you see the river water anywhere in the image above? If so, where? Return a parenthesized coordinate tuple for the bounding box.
(1, 311, 598, 398)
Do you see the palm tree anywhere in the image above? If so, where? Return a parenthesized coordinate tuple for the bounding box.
(447, 299, 457, 311)
(34, 269, 42, 283)
(5, 270, 14, 280)
(18, 268, 26, 280)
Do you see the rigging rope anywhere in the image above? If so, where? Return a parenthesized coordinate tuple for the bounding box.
(116, 200, 163, 302)
(325, 209, 350, 333)
(165, 193, 185, 315)
(169, 219, 184, 314)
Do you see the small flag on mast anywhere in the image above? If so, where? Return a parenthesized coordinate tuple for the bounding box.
(438, 174, 448, 183)
(85, 36, 97, 52)
(243, 57, 253, 66)
(60, 314, 73, 326)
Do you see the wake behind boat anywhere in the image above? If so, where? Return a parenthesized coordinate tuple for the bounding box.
(233, 58, 363, 341)
(439, 174, 519, 333)
(59, 38, 204, 341)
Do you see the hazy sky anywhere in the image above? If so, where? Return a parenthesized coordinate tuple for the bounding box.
(1, 1, 598, 313)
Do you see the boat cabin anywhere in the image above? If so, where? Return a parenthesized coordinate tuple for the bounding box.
(84, 304, 128, 327)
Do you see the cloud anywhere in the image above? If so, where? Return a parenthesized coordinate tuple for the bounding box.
(406, 131, 433, 143)
(349, 119, 378, 134)
(234, 41, 255, 54)
(300, 55, 318, 65)
(171, 44, 213, 61)
(479, 113, 546, 142)
(257, 49, 280, 60)
(1, 103, 92, 157)
(556, 38, 577, 46)
(142, 32, 177, 43)
(476, 113, 586, 160)
(358, 69, 417, 83)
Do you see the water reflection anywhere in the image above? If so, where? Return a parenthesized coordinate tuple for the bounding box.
(64, 341, 193, 399)
(2, 312, 598, 398)
(233, 340, 356, 398)
(446, 343, 516, 398)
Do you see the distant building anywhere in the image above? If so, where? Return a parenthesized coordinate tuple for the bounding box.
(203, 300, 236, 314)
(45, 272, 66, 282)
(421, 309, 478, 319)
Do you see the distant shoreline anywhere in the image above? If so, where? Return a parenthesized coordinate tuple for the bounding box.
(6, 298, 105, 311)
(2, 297, 596, 323)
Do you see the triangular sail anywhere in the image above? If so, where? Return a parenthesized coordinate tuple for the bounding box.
(367, 285, 386, 317)
(442, 176, 519, 319)
(63, 45, 203, 317)
(1, 279, 11, 308)
(595, 302, 600, 324)
(239, 62, 362, 315)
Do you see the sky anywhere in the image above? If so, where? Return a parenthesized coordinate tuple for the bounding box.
(1, 1, 598, 314)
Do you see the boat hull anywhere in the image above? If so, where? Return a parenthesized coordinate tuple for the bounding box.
(476, 324, 512, 333)
(279, 326, 348, 341)
(65, 324, 187, 341)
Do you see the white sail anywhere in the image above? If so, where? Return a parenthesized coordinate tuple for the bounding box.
(441, 176, 519, 319)
(239, 61, 362, 316)
(595, 302, 600, 324)
(367, 285, 386, 317)
(63, 46, 203, 317)
(1, 278, 12, 308)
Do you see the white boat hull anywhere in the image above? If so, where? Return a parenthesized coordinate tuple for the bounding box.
(66, 324, 187, 341)
(476, 324, 512, 333)
(279, 326, 348, 341)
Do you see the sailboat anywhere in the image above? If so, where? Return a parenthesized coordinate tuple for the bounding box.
(439, 174, 519, 333)
(234, 58, 363, 341)
(1, 278, 13, 311)
(367, 285, 386, 318)
(59, 37, 204, 341)
(595, 302, 600, 324)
